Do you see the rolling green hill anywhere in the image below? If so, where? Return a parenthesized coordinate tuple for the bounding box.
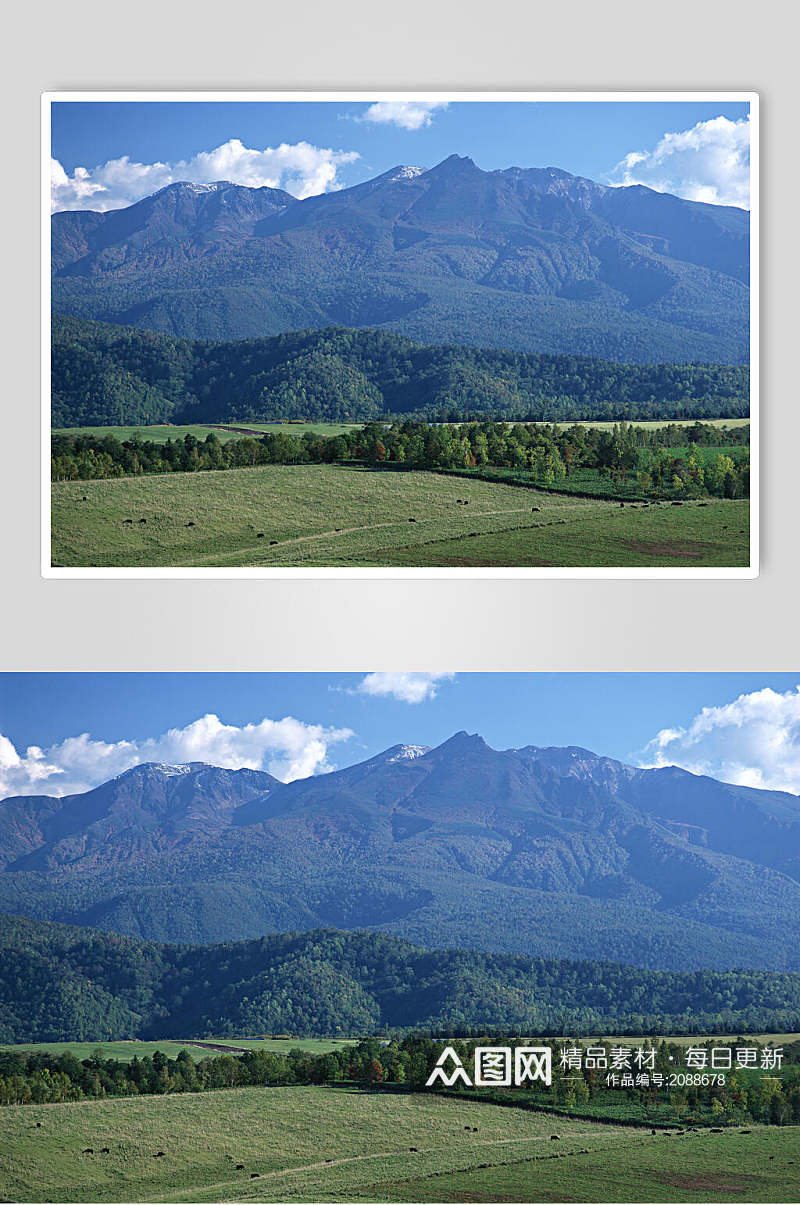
(2, 913, 800, 1044)
(51, 315, 749, 428)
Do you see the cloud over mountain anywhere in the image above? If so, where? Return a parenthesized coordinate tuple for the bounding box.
(608, 114, 751, 209)
(636, 685, 800, 793)
(51, 138, 360, 212)
(0, 714, 353, 797)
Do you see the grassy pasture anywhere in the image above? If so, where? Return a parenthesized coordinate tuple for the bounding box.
(51, 464, 749, 569)
(0, 1084, 794, 1204)
(529, 417, 751, 432)
(0, 1037, 356, 1062)
(371, 496, 749, 569)
(52, 423, 361, 444)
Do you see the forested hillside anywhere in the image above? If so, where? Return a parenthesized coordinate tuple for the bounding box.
(52, 316, 749, 428)
(2, 914, 799, 1043)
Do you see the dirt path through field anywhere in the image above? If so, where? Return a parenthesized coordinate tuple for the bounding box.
(158, 1130, 639, 1202)
(174, 501, 608, 568)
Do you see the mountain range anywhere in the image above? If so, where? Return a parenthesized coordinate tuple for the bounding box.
(1, 735, 797, 972)
(51, 158, 750, 363)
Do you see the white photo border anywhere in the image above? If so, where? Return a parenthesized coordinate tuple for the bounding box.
(41, 90, 759, 580)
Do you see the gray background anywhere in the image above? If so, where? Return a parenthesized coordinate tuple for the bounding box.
(1, 0, 796, 671)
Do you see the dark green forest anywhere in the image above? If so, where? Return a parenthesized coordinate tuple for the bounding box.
(2, 914, 799, 1046)
(52, 316, 750, 428)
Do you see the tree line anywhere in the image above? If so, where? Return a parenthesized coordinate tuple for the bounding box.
(2, 1036, 798, 1128)
(51, 420, 750, 500)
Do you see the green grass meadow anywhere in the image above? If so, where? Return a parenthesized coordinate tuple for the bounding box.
(0, 1084, 795, 1204)
(52, 423, 362, 444)
(51, 464, 749, 569)
(0, 1038, 356, 1063)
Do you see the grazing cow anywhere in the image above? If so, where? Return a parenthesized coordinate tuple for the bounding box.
(651, 1129, 657, 1135)
(236, 1164, 245, 1170)
(464, 1126, 471, 1130)
(186, 521, 195, 527)
(250, 1172, 260, 1178)
(671, 501, 682, 506)
(100, 1147, 110, 1154)
(409, 1147, 418, 1153)
(123, 519, 133, 525)
(619, 502, 624, 508)
(325, 1158, 334, 1163)
(139, 517, 147, 523)
(723, 525, 728, 529)
(256, 533, 265, 538)
(472, 1127, 478, 1133)
(532, 506, 540, 512)
(82, 496, 87, 501)
(409, 517, 416, 522)
(741, 1130, 752, 1134)
(270, 540, 278, 545)
(710, 1128, 723, 1133)
(83, 1148, 94, 1155)
(36, 1123, 42, 1128)
(550, 1135, 560, 1141)
(154, 1151, 165, 1157)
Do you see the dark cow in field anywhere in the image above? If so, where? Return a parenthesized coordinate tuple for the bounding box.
(236, 1164, 245, 1170)
(83, 1148, 94, 1154)
(550, 1135, 560, 1141)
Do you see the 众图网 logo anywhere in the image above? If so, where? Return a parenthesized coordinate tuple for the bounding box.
(425, 1046, 552, 1088)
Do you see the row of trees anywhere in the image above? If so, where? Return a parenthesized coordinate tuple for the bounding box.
(2, 1036, 798, 1127)
(51, 421, 750, 500)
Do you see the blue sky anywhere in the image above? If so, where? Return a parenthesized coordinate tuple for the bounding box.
(2, 672, 798, 798)
(50, 99, 752, 212)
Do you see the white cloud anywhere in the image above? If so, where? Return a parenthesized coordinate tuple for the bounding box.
(357, 101, 448, 131)
(635, 686, 800, 794)
(354, 672, 454, 704)
(0, 714, 354, 798)
(607, 115, 751, 209)
(50, 138, 360, 213)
